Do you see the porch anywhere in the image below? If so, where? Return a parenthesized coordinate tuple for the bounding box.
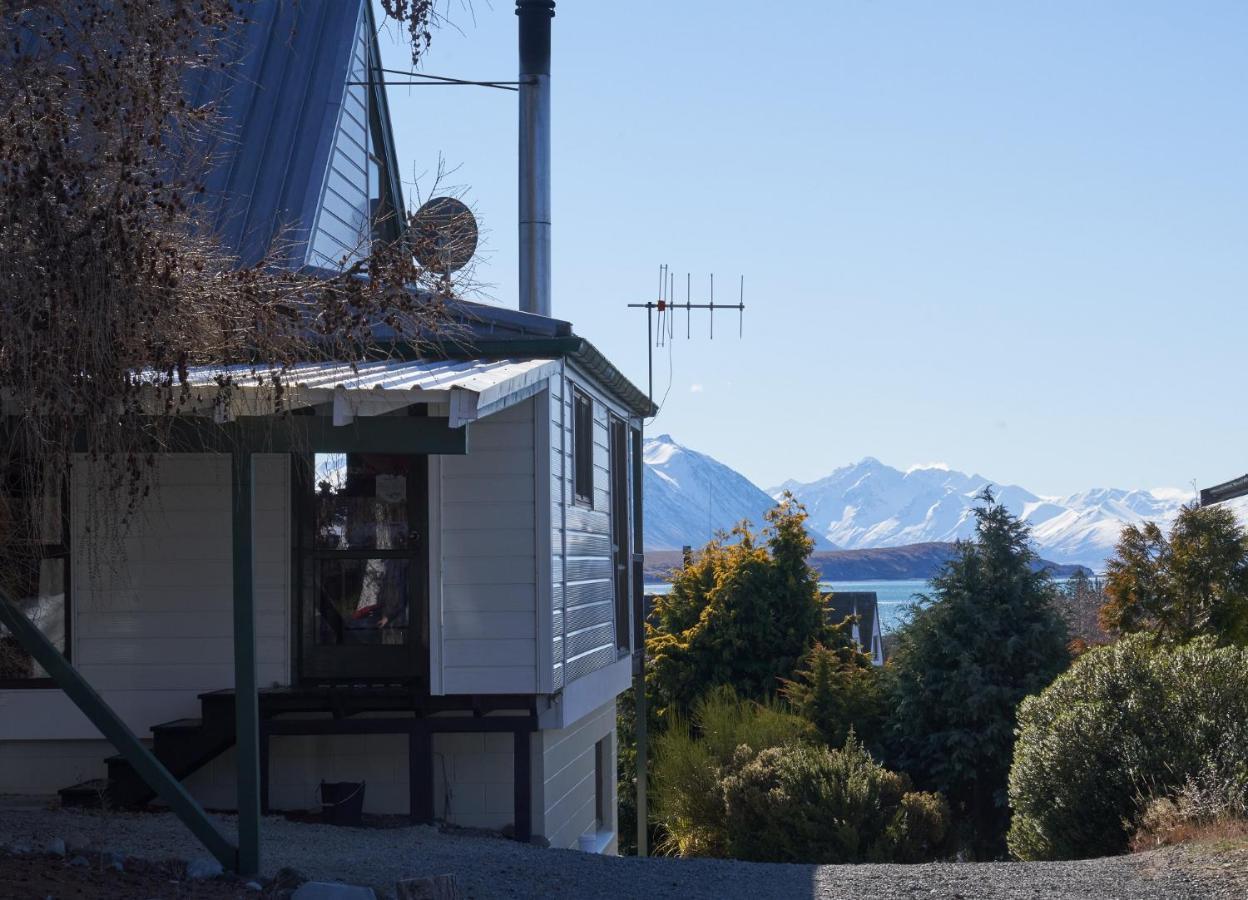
(1, 357, 560, 874)
(56, 685, 538, 842)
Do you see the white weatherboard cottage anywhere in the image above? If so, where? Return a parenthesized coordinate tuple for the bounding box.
(0, 0, 647, 867)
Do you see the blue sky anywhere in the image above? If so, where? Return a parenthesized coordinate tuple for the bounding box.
(375, 1, 1248, 498)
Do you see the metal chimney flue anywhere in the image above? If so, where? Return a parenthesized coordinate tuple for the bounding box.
(517, 0, 553, 318)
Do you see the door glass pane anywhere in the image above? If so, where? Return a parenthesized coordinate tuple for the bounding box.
(313, 453, 411, 550)
(314, 557, 409, 646)
(0, 557, 66, 679)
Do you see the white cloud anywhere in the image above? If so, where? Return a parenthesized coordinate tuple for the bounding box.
(690, 383, 704, 393)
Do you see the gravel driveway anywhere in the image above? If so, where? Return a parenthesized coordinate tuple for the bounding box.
(0, 802, 1240, 899)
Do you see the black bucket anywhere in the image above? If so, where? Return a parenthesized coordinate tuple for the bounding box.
(319, 780, 366, 826)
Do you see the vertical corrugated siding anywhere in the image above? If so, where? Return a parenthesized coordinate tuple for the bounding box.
(439, 399, 539, 694)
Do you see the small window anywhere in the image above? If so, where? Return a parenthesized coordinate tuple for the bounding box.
(0, 468, 69, 686)
(594, 737, 609, 831)
(573, 389, 593, 506)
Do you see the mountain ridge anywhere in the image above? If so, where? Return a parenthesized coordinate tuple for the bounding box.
(642, 434, 1227, 568)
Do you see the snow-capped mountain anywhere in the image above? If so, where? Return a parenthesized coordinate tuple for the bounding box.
(773, 459, 1206, 568)
(642, 435, 1243, 568)
(770, 459, 1042, 552)
(643, 434, 833, 550)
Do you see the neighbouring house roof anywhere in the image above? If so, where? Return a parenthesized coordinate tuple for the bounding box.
(824, 591, 881, 662)
(1200, 474, 1248, 506)
(183, 357, 561, 428)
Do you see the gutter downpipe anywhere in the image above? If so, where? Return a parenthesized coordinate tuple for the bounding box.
(517, 0, 553, 318)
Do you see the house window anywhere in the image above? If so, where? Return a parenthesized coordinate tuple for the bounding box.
(310, 453, 413, 648)
(573, 389, 593, 506)
(609, 415, 630, 655)
(594, 737, 609, 831)
(0, 470, 69, 686)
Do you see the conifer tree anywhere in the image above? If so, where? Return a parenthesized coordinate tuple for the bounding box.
(886, 488, 1069, 857)
(1101, 502, 1248, 645)
(782, 640, 886, 751)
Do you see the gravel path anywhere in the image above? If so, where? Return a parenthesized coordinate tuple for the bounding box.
(0, 801, 1239, 899)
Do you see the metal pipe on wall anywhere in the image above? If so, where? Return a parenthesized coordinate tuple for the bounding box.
(517, 0, 554, 318)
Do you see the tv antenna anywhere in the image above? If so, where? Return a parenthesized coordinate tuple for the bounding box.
(627, 265, 746, 411)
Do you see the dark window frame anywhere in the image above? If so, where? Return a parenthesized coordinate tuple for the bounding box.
(0, 475, 71, 689)
(609, 414, 631, 656)
(594, 736, 608, 831)
(572, 388, 594, 508)
(294, 450, 429, 685)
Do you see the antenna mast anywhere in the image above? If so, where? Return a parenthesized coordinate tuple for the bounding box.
(628, 266, 747, 411)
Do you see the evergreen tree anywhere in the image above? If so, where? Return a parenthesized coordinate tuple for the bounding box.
(782, 640, 887, 752)
(1101, 502, 1248, 645)
(647, 493, 828, 716)
(886, 488, 1070, 857)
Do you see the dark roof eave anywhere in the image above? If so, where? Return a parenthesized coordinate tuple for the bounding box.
(1200, 474, 1248, 506)
(568, 337, 656, 419)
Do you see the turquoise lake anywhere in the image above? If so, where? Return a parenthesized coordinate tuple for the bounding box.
(644, 578, 931, 633)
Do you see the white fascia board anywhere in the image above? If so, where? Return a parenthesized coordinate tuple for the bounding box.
(539, 655, 632, 730)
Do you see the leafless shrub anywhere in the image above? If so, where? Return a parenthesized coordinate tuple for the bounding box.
(0, 0, 468, 597)
(1134, 760, 1248, 850)
(1052, 570, 1111, 652)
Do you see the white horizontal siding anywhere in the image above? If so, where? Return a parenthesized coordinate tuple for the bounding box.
(437, 399, 538, 694)
(539, 698, 616, 850)
(0, 453, 291, 741)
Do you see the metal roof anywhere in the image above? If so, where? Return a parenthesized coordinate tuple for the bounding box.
(178, 2, 652, 420)
(824, 591, 880, 659)
(190, 0, 401, 268)
(184, 358, 560, 428)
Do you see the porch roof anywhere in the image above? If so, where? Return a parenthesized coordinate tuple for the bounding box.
(185, 357, 559, 428)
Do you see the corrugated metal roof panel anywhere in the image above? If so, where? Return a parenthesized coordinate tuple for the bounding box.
(183, 357, 560, 426)
(192, 0, 398, 268)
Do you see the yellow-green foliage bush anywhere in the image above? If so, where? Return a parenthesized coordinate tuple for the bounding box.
(652, 687, 812, 858)
(721, 738, 950, 863)
(1008, 634, 1248, 860)
(652, 688, 950, 863)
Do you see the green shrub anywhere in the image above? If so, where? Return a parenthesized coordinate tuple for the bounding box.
(652, 686, 812, 857)
(782, 642, 888, 752)
(721, 737, 950, 863)
(1008, 634, 1248, 860)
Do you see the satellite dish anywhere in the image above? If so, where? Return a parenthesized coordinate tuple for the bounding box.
(411, 196, 478, 274)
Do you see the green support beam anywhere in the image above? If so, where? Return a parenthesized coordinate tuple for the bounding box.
(0, 593, 238, 870)
(232, 452, 261, 875)
(181, 416, 467, 455)
(51, 415, 469, 456)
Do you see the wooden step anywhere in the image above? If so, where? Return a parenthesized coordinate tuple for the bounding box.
(58, 778, 113, 809)
(151, 717, 204, 733)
